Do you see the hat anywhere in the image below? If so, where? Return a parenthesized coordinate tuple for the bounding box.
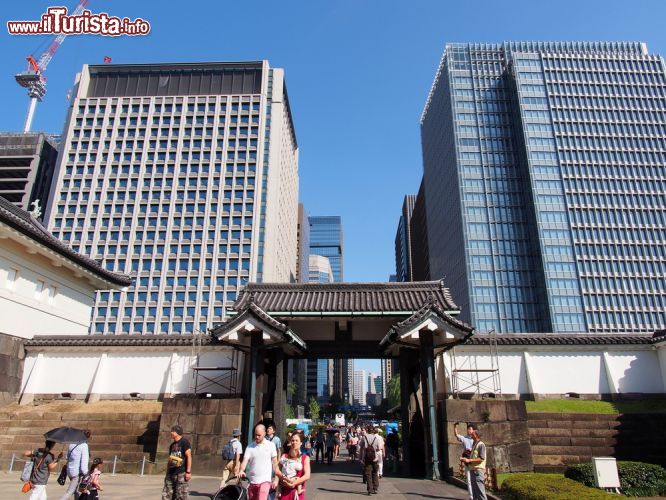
(232, 428, 242, 437)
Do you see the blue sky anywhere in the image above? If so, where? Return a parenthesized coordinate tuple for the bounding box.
(3, 0, 666, 374)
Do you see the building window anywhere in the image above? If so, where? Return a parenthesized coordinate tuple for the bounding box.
(5, 268, 19, 290)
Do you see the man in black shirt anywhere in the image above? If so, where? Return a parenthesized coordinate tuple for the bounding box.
(162, 425, 192, 500)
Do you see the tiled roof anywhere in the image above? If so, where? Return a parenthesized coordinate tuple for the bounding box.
(391, 297, 473, 336)
(25, 334, 216, 347)
(0, 196, 131, 287)
(466, 333, 655, 346)
(233, 281, 459, 314)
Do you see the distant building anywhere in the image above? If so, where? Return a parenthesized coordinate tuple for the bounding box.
(296, 203, 310, 283)
(352, 369, 367, 406)
(308, 254, 334, 283)
(409, 180, 430, 281)
(309, 216, 343, 282)
(394, 194, 416, 282)
(0, 133, 58, 215)
(421, 41, 666, 333)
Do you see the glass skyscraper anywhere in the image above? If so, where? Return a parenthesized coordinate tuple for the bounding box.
(46, 61, 299, 335)
(395, 194, 416, 282)
(309, 215, 343, 282)
(421, 41, 666, 334)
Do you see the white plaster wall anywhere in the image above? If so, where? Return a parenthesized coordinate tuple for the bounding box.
(21, 349, 240, 397)
(0, 242, 95, 338)
(606, 352, 665, 393)
(26, 354, 100, 394)
(449, 347, 664, 395)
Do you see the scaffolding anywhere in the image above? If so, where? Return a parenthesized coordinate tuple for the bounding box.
(450, 329, 501, 397)
(190, 331, 240, 396)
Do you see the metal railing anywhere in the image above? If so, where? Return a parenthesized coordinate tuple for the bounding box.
(1, 453, 167, 477)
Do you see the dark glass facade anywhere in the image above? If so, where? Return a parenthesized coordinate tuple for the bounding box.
(309, 215, 343, 282)
(422, 41, 666, 334)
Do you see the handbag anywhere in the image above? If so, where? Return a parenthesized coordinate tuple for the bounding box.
(21, 451, 48, 494)
(57, 465, 68, 485)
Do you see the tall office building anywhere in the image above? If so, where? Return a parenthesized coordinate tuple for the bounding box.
(380, 358, 399, 399)
(352, 369, 367, 406)
(395, 194, 416, 282)
(306, 358, 332, 403)
(0, 133, 59, 214)
(410, 180, 430, 281)
(46, 61, 299, 335)
(309, 215, 343, 282)
(296, 203, 310, 283)
(421, 41, 666, 334)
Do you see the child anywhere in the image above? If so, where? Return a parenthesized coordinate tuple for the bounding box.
(78, 458, 104, 499)
(278, 447, 304, 498)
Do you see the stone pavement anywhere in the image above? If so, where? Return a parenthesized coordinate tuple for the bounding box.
(0, 456, 468, 499)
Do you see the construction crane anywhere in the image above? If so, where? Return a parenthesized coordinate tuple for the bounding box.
(14, 0, 89, 133)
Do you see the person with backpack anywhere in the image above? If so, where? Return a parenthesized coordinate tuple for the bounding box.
(460, 429, 487, 500)
(78, 458, 103, 499)
(59, 429, 91, 500)
(359, 426, 383, 496)
(23, 439, 63, 500)
(220, 428, 243, 488)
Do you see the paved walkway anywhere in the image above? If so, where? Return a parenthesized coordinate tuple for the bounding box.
(0, 456, 468, 499)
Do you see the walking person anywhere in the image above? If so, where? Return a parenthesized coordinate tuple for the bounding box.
(454, 422, 476, 500)
(23, 439, 63, 500)
(266, 424, 282, 453)
(359, 426, 383, 496)
(460, 429, 487, 500)
(325, 431, 335, 465)
(333, 431, 341, 459)
(274, 432, 311, 499)
(314, 430, 325, 464)
(239, 424, 279, 500)
(162, 425, 192, 500)
(385, 429, 400, 473)
(220, 428, 243, 488)
(59, 429, 91, 500)
(374, 429, 385, 478)
(78, 458, 104, 500)
(347, 432, 358, 462)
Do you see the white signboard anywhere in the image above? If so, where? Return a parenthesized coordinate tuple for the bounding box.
(592, 457, 621, 489)
(335, 413, 346, 426)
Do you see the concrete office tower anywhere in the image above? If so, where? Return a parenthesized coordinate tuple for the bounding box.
(46, 61, 299, 334)
(394, 194, 416, 282)
(352, 369, 367, 406)
(421, 41, 666, 334)
(309, 215, 343, 282)
(308, 254, 334, 283)
(0, 133, 59, 214)
(296, 203, 310, 283)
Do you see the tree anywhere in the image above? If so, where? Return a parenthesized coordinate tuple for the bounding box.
(387, 374, 401, 408)
(286, 405, 295, 419)
(308, 397, 320, 422)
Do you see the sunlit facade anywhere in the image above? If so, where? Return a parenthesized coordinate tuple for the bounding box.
(422, 42, 666, 334)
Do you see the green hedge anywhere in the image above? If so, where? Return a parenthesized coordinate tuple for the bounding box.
(565, 461, 666, 496)
(500, 473, 613, 499)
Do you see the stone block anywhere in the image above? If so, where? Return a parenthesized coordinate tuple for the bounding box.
(572, 420, 604, 429)
(220, 415, 243, 436)
(547, 420, 573, 429)
(175, 414, 196, 434)
(487, 444, 509, 472)
(198, 399, 221, 415)
(508, 441, 533, 472)
(570, 437, 609, 447)
(528, 427, 570, 438)
(195, 434, 219, 455)
(443, 400, 478, 423)
(220, 398, 243, 415)
(532, 454, 580, 466)
(532, 436, 571, 446)
(506, 401, 527, 421)
(195, 415, 218, 435)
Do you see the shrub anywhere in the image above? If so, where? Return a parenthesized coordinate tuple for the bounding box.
(565, 461, 666, 496)
(500, 473, 613, 499)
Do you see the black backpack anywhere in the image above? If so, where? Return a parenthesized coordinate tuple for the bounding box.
(364, 436, 377, 464)
(77, 473, 92, 493)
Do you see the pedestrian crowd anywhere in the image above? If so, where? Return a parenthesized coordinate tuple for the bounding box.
(20, 429, 103, 500)
(17, 418, 487, 500)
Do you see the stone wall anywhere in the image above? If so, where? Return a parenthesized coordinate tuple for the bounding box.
(0, 334, 25, 406)
(441, 399, 533, 476)
(528, 412, 666, 472)
(156, 396, 243, 475)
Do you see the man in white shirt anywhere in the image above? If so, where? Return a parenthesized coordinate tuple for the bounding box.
(239, 424, 278, 500)
(59, 429, 90, 500)
(454, 422, 477, 500)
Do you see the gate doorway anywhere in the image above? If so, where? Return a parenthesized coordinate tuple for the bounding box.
(211, 281, 474, 479)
